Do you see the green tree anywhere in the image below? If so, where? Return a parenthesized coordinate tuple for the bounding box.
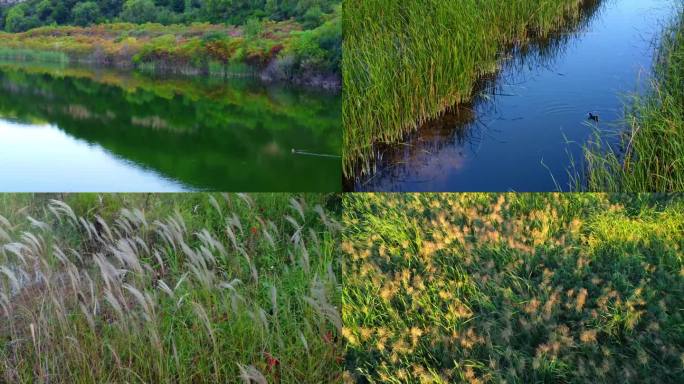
(265, 0, 278, 15)
(244, 17, 263, 38)
(302, 5, 322, 28)
(52, 2, 70, 24)
(99, 0, 125, 19)
(35, 0, 54, 22)
(201, 0, 230, 24)
(72, 2, 101, 26)
(121, 0, 158, 23)
(5, 6, 31, 32)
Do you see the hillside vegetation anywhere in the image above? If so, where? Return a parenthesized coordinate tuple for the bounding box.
(0, 0, 338, 32)
(0, 1, 341, 86)
(343, 193, 684, 383)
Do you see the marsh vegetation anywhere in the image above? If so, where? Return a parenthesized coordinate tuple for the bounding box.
(583, 5, 684, 192)
(343, 0, 599, 180)
(345, 0, 683, 193)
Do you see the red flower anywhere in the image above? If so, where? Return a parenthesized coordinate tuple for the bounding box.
(263, 352, 280, 370)
(250, 226, 258, 235)
(323, 331, 334, 344)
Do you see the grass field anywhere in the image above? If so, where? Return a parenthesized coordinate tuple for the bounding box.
(343, 193, 684, 383)
(0, 193, 342, 383)
(343, 0, 597, 179)
(583, 6, 684, 192)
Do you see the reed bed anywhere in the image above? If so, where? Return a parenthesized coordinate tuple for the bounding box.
(0, 193, 342, 383)
(583, 6, 684, 192)
(343, 0, 597, 179)
(343, 193, 684, 383)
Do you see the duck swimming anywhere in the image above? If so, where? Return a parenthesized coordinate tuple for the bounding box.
(588, 112, 600, 122)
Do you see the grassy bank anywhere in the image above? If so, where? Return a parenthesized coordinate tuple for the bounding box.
(343, 193, 684, 383)
(0, 12, 341, 87)
(0, 193, 342, 382)
(583, 7, 684, 191)
(343, 0, 597, 178)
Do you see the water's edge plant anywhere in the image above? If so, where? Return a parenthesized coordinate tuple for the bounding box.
(343, 0, 599, 180)
(581, 5, 684, 191)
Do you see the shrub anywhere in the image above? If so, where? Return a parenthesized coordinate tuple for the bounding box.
(244, 17, 263, 39)
(121, 0, 157, 24)
(72, 2, 101, 27)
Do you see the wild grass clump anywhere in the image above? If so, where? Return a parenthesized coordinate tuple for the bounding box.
(583, 6, 684, 192)
(343, 0, 597, 179)
(0, 193, 343, 383)
(343, 193, 684, 383)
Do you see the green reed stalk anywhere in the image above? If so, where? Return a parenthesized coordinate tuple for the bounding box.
(583, 6, 684, 192)
(344, 0, 596, 179)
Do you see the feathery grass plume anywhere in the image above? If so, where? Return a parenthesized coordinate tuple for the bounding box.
(237, 364, 268, 384)
(304, 277, 342, 333)
(208, 195, 223, 219)
(109, 238, 143, 274)
(0, 215, 11, 230)
(285, 215, 303, 244)
(290, 197, 306, 221)
(343, 193, 684, 382)
(21, 231, 44, 256)
(48, 200, 78, 225)
(0, 266, 20, 293)
(27, 216, 50, 232)
(236, 193, 254, 210)
(0, 193, 342, 383)
(0, 227, 10, 243)
(4, 243, 30, 265)
(240, 248, 259, 284)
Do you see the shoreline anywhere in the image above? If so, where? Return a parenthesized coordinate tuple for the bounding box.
(0, 19, 341, 91)
(343, 0, 599, 180)
(582, 5, 684, 192)
(0, 47, 341, 91)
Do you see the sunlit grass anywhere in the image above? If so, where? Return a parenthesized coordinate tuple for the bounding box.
(343, 0, 597, 179)
(0, 193, 343, 383)
(343, 193, 684, 383)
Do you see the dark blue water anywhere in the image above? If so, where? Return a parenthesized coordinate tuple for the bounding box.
(358, 0, 676, 192)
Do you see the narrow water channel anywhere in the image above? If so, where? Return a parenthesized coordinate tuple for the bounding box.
(357, 0, 676, 192)
(0, 63, 341, 192)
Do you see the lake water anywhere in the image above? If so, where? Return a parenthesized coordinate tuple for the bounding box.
(356, 0, 677, 192)
(0, 63, 341, 192)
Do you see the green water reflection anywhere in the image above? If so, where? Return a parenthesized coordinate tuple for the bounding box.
(0, 63, 341, 192)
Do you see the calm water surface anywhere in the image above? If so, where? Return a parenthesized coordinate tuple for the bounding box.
(0, 64, 341, 192)
(358, 0, 676, 192)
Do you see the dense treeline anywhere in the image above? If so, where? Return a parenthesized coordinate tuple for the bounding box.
(0, 0, 337, 32)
